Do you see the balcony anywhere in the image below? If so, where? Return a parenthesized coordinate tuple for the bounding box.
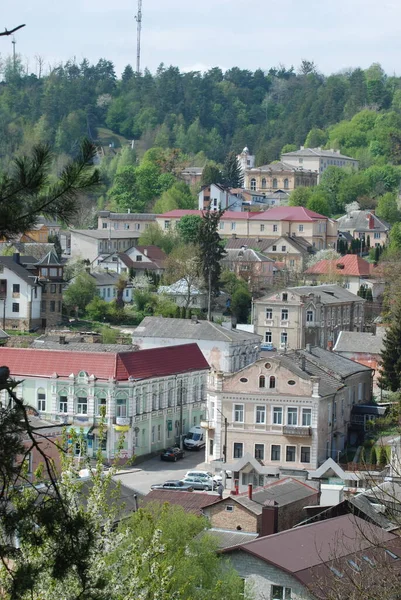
(283, 425, 311, 437)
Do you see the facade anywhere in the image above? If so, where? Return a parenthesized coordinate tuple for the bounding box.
(96, 245, 166, 277)
(97, 211, 156, 232)
(205, 346, 372, 471)
(245, 161, 318, 193)
(88, 271, 134, 304)
(0, 344, 209, 462)
(261, 236, 315, 273)
(221, 248, 275, 291)
(253, 284, 365, 351)
(337, 210, 390, 247)
(281, 146, 358, 181)
(35, 251, 65, 328)
(198, 183, 242, 211)
(69, 229, 141, 263)
(132, 316, 261, 373)
(237, 146, 255, 178)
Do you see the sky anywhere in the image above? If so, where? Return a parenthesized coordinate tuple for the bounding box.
(2, 0, 401, 77)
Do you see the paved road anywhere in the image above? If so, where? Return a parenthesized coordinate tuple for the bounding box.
(113, 450, 211, 496)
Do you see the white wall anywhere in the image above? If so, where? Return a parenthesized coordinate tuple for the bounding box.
(1, 266, 40, 322)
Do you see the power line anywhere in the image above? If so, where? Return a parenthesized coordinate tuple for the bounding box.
(134, 0, 143, 75)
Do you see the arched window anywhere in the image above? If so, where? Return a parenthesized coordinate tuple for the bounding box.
(261, 178, 267, 189)
(250, 178, 256, 191)
(273, 178, 278, 189)
(284, 178, 289, 189)
(259, 375, 266, 388)
(269, 376, 276, 389)
(96, 396, 107, 417)
(58, 391, 68, 413)
(37, 388, 46, 412)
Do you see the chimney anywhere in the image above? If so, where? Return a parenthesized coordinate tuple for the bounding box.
(369, 213, 375, 230)
(261, 501, 279, 536)
(13, 252, 20, 264)
(301, 355, 306, 371)
(311, 376, 320, 398)
(59, 336, 66, 345)
(327, 340, 333, 352)
(300, 146, 304, 150)
(232, 233, 237, 239)
(248, 483, 253, 500)
(143, 248, 148, 257)
(127, 208, 131, 214)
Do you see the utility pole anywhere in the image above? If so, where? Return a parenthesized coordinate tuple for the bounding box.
(178, 379, 183, 450)
(135, 0, 143, 75)
(223, 416, 228, 464)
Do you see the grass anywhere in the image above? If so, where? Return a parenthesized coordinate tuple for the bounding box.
(5, 330, 37, 337)
(96, 127, 130, 149)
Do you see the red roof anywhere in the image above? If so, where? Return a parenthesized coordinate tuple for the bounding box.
(159, 210, 251, 220)
(135, 246, 167, 265)
(159, 207, 328, 222)
(0, 344, 209, 381)
(141, 490, 220, 515)
(305, 254, 377, 277)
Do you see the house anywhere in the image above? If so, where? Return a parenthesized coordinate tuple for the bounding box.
(180, 166, 204, 188)
(132, 316, 261, 373)
(221, 248, 275, 291)
(205, 346, 372, 470)
(333, 328, 386, 394)
(203, 477, 319, 535)
(33, 250, 65, 328)
(304, 253, 384, 299)
(87, 271, 134, 303)
(245, 161, 318, 193)
(337, 210, 390, 247)
(261, 235, 315, 272)
(69, 229, 141, 263)
(96, 245, 166, 277)
(158, 278, 208, 310)
(307, 458, 384, 501)
(198, 183, 242, 211)
(0, 242, 57, 261)
(253, 284, 365, 351)
(282, 146, 358, 181)
(0, 343, 209, 462)
(97, 211, 156, 233)
(222, 514, 401, 600)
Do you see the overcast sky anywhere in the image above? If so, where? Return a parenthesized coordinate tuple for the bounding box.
(2, 0, 401, 77)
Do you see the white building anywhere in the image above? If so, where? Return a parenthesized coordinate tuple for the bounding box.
(0, 254, 42, 330)
(96, 245, 166, 277)
(281, 147, 358, 181)
(88, 271, 134, 303)
(69, 229, 141, 263)
(198, 183, 242, 211)
(158, 278, 208, 310)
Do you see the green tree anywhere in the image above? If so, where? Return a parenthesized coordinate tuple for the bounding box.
(64, 272, 97, 316)
(370, 445, 378, 466)
(85, 295, 111, 321)
(138, 223, 179, 254)
(164, 244, 201, 309)
(288, 187, 313, 207)
(376, 192, 401, 224)
(222, 151, 244, 188)
(153, 182, 195, 213)
(176, 214, 203, 244)
(201, 162, 222, 187)
(379, 445, 389, 467)
(231, 287, 252, 323)
(306, 191, 331, 216)
(198, 209, 226, 320)
(48, 234, 63, 260)
(378, 298, 401, 392)
(304, 128, 328, 148)
(388, 222, 401, 254)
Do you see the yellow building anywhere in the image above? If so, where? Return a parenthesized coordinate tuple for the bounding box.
(244, 161, 318, 193)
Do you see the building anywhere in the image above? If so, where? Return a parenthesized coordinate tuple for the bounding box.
(222, 515, 401, 600)
(96, 245, 166, 277)
(253, 284, 365, 351)
(158, 279, 208, 310)
(221, 248, 275, 291)
(34, 251, 65, 328)
(132, 316, 261, 373)
(261, 236, 315, 272)
(237, 146, 255, 179)
(337, 210, 390, 247)
(0, 344, 209, 462)
(87, 271, 134, 304)
(140, 490, 219, 516)
(205, 346, 372, 470)
(281, 146, 358, 181)
(245, 161, 318, 193)
(304, 254, 384, 299)
(198, 183, 242, 211)
(180, 166, 204, 188)
(69, 229, 141, 263)
(97, 211, 156, 233)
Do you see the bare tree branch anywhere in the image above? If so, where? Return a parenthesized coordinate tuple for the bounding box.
(0, 25, 26, 37)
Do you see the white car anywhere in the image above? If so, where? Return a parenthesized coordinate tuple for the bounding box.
(185, 470, 222, 483)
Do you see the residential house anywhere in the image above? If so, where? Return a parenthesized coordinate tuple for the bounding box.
(237, 146, 255, 179)
(205, 346, 372, 471)
(253, 284, 365, 351)
(245, 161, 318, 193)
(333, 328, 386, 395)
(96, 245, 166, 278)
(221, 248, 275, 291)
(198, 183, 242, 211)
(132, 316, 261, 373)
(88, 271, 133, 304)
(158, 278, 208, 310)
(97, 211, 156, 233)
(203, 477, 319, 535)
(304, 253, 384, 300)
(261, 235, 315, 273)
(222, 515, 401, 600)
(337, 210, 390, 247)
(0, 343, 209, 462)
(282, 146, 358, 181)
(34, 251, 65, 328)
(180, 166, 204, 188)
(69, 229, 141, 263)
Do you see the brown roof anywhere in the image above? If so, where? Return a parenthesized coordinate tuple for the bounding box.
(135, 245, 167, 266)
(140, 490, 220, 515)
(305, 254, 379, 277)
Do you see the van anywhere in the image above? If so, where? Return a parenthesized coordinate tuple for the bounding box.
(183, 426, 206, 451)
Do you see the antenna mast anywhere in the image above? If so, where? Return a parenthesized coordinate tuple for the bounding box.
(135, 0, 143, 75)
(12, 36, 16, 71)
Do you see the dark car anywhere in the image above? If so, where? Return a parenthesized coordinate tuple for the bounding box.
(160, 447, 185, 462)
(150, 480, 194, 492)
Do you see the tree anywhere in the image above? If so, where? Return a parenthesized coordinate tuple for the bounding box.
(64, 271, 97, 316)
(222, 151, 244, 188)
(376, 192, 401, 224)
(289, 187, 312, 207)
(304, 127, 327, 148)
(176, 214, 202, 244)
(378, 297, 401, 392)
(48, 233, 63, 260)
(370, 445, 377, 466)
(198, 209, 226, 320)
(201, 162, 222, 187)
(153, 181, 195, 213)
(85, 295, 110, 321)
(164, 244, 202, 309)
(306, 191, 331, 216)
(231, 287, 252, 323)
(138, 223, 179, 254)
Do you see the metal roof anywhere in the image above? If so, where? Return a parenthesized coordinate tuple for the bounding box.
(282, 147, 356, 160)
(337, 210, 390, 232)
(256, 284, 363, 306)
(70, 229, 141, 239)
(98, 212, 156, 221)
(333, 330, 385, 355)
(140, 490, 219, 515)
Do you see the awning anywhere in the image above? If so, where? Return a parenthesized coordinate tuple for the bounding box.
(65, 425, 93, 436)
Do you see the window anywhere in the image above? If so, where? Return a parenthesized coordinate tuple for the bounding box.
(273, 407, 282, 424)
(281, 245, 286, 252)
(116, 398, 127, 418)
(136, 255, 143, 262)
(329, 567, 344, 579)
(225, 505, 234, 512)
(298, 224, 304, 232)
(219, 222, 224, 230)
(374, 232, 380, 239)
(157, 424, 161, 442)
(37, 391, 46, 412)
(259, 375, 266, 389)
(283, 178, 289, 189)
(265, 331, 272, 343)
(282, 293, 288, 301)
(269, 376, 276, 389)
(50, 284, 56, 293)
(49, 268, 57, 277)
(102, 222, 108, 229)
(286, 446, 296, 462)
(250, 178, 256, 191)
(96, 397, 107, 416)
(233, 442, 243, 459)
(234, 404, 244, 423)
(151, 426, 155, 443)
(281, 332, 288, 346)
(256, 406, 266, 424)
(41, 267, 48, 276)
(348, 560, 361, 572)
(287, 408, 298, 425)
(302, 408, 312, 427)
(289, 259, 295, 267)
(273, 224, 278, 232)
(12, 284, 20, 294)
(271, 445, 281, 461)
(265, 307, 273, 319)
(301, 446, 311, 463)
(209, 439, 214, 455)
(50, 301, 55, 312)
(273, 178, 278, 189)
(164, 220, 170, 229)
(41, 300, 46, 312)
(281, 309, 288, 321)
(231, 222, 236, 231)
(306, 310, 313, 323)
(77, 397, 88, 415)
(59, 395, 68, 413)
(271, 586, 291, 600)
(255, 444, 264, 459)
(261, 178, 267, 189)
(272, 245, 277, 251)
(12, 303, 19, 313)
(260, 224, 265, 232)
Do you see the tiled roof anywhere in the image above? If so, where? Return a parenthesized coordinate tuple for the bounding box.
(159, 207, 328, 221)
(134, 246, 167, 264)
(140, 490, 220, 515)
(0, 344, 209, 381)
(89, 271, 121, 286)
(296, 346, 372, 377)
(256, 284, 362, 305)
(282, 147, 356, 160)
(333, 330, 385, 355)
(225, 238, 272, 252)
(263, 235, 314, 254)
(305, 254, 376, 277)
(222, 248, 274, 263)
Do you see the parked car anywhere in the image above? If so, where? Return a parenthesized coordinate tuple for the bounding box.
(260, 343, 276, 352)
(160, 447, 185, 462)
(185, 470, 222, 483)
(150, 480, 194, 492)
(181, 476, 217, 491)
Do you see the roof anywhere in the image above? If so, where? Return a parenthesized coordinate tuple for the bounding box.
(222, 248, 274, 263)
(36, 250, 61, 266)
(247, 160, 316, 174)
(158, 278, 205, 296)
(263, 235, 314, 254)
(69, 229, 141, 240)
(256, 284, 362, 305)
(32, 339, 136, 353)
(0, 256, 38, 286)
(337, 210, 390, 233)
(225, 238, 272, 252)
(133, 317, 261, 343)
(140, 490, 220, 515)
(282, 147, 356, 160)
(201, 528, 258, 549)
(133, 246, 167, 265)
(159, 207, 328, 222)
(305, 254, 377, 277)
(88, 271, 121, 286)
(0, 242, 56, 261)
(98, 212, 156, 222)
(333, 329, 385, 355)
(0, 344, 209, 381)
(295, 345, 372, 378)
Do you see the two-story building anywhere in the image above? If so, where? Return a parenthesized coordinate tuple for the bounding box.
(253, 284, 365, 351)
(88, 271, 134, 304)
(281, 146, 358, 181)
(337, 210, 390, 247)
(221, 248, 275, 292)
(0, 343, 209, 462)
(244, 161, 318, 193)
(97, 211, 156, 233)
(69, 229, 141, 263)
(96, 245, 166, 277)
(198, 183, 242, 211)
(205, 345, 373, 474)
